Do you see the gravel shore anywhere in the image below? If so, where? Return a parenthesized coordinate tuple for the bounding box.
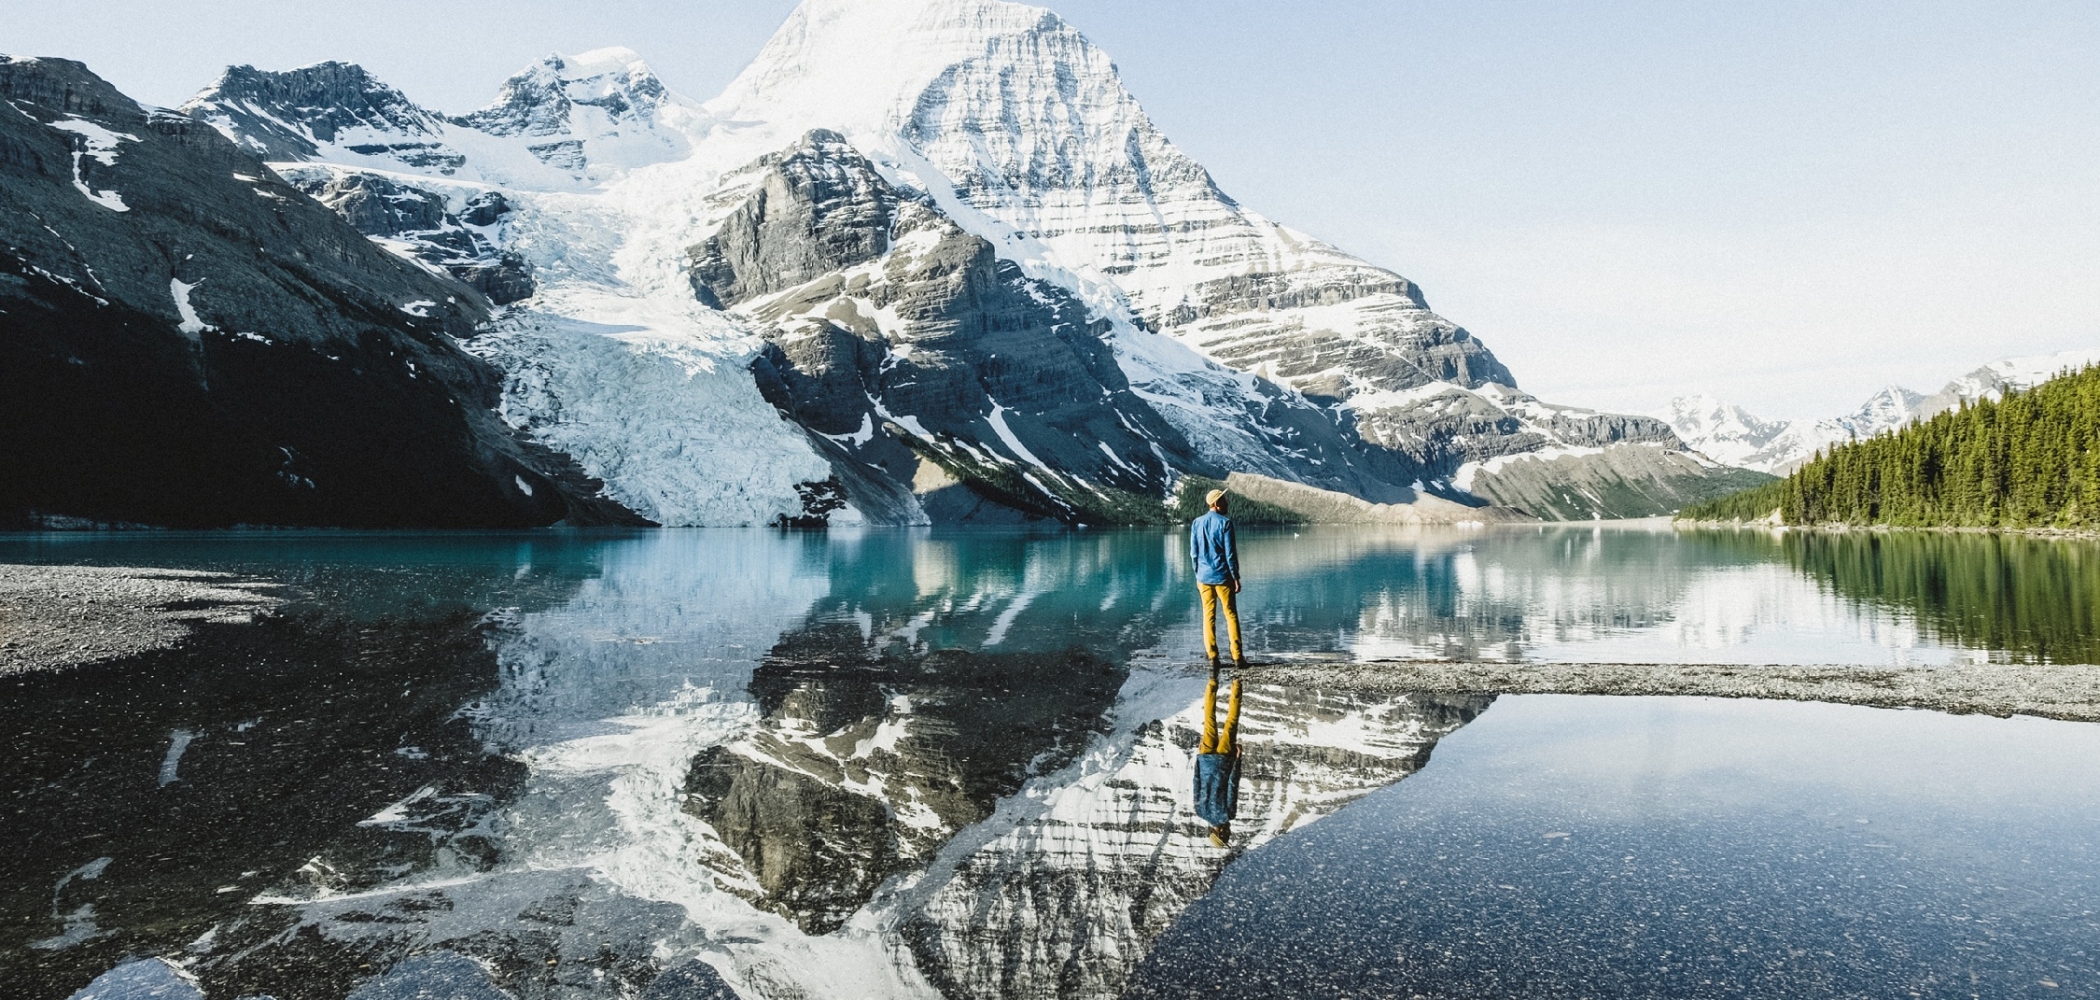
(0, 564, 282, 674)
(1251, 658, 2100, 723)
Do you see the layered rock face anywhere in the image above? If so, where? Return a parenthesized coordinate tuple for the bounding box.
(880, 3, 1517, 399)
(0, 56, 637, 528)
(695, 132, 1213, 522)
(710, 0, 1519, 401)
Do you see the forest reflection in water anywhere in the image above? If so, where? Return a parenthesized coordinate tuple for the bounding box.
(1754, 528, 2100, 664)
(4, 523, 2099, 1000)
(790, 522, 2100, 666)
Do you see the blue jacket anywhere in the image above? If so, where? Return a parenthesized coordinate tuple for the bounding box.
(1189, 511, 1240, 586)
(1193, 750, 1241, 826)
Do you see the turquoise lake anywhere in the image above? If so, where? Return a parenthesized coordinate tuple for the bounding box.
(2, 524, 2095, 999)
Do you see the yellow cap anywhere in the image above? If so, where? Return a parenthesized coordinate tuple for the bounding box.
(1205, 489, 1227, 508)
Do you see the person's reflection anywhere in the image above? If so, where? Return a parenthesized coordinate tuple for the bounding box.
(1193, 663, 1244, 847)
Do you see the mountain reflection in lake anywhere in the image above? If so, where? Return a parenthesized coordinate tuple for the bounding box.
(3, 524, 2097, 999)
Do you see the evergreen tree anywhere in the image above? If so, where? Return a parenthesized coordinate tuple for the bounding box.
(1682, 364, 2100, 528)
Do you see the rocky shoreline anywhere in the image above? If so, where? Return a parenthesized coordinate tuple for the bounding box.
(0, 564, 282, 674)
(1253, 657, 2100, 723)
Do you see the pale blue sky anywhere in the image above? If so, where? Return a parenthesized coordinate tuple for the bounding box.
(12, 1, 2097, 418)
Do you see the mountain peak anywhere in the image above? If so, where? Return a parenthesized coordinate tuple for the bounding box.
(459, 46, 690, 140)
(1662, 394, 1778, 439)
(555, 46, 651, 77)
(708, 0, 1064, 135)
(181, 60, 443, 161)
(1849, 384, 1923, 425)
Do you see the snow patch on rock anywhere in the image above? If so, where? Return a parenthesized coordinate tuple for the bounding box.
(168, 278, 212, 335)
(48, 116, 139, 211)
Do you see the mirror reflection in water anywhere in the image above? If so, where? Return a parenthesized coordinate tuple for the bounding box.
(2, 524, 2096, 999)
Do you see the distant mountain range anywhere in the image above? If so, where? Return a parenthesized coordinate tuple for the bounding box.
(0, 0, 1850, 527)
(1661, 348, 2100, 475)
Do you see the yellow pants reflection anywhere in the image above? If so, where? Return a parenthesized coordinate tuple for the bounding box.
(1201, 672, 1242, 754)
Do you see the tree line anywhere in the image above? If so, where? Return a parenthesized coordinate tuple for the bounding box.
(1682, 364, 2100, 528)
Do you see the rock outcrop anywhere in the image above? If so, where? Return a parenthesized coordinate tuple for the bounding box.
(180, 61, 456, 166)
(1460, 444, 1774, 520)
(1221, 472, 1534, 525)
(700, 132, 1206, 523)
(285, 169, 536, 305)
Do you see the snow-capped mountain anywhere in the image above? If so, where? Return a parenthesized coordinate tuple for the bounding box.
(698, 0, 1741, 511)
(1665, 348, 2100, 474)
(1658, 392, 1910, 474)
(707, 0, 1517, 398)
(154, 0, 1754, 525)
(182, 47, 705, 189)
(1916, 348, 2100, 417)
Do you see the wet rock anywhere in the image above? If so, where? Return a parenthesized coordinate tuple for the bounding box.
(346, 952, 510, 1000)
(0, 605, 522, 998)
(0, 564, 280, 674)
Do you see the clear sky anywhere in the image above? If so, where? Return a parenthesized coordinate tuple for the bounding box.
(12, 1, 2098, 419)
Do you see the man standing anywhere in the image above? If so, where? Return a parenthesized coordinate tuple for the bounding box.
(1190, 488, 1243, 669)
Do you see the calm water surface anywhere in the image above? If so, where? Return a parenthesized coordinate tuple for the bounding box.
(1, 525, 2095, 999)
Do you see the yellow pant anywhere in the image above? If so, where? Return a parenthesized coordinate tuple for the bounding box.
(1199, 583, 1242, 663)
(1201, 673, 1242, 754)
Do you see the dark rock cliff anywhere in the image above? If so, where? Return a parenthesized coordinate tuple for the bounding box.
(0, 56, 639, 528)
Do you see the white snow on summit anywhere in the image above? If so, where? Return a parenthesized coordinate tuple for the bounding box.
(711, 0, 1500, 398)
